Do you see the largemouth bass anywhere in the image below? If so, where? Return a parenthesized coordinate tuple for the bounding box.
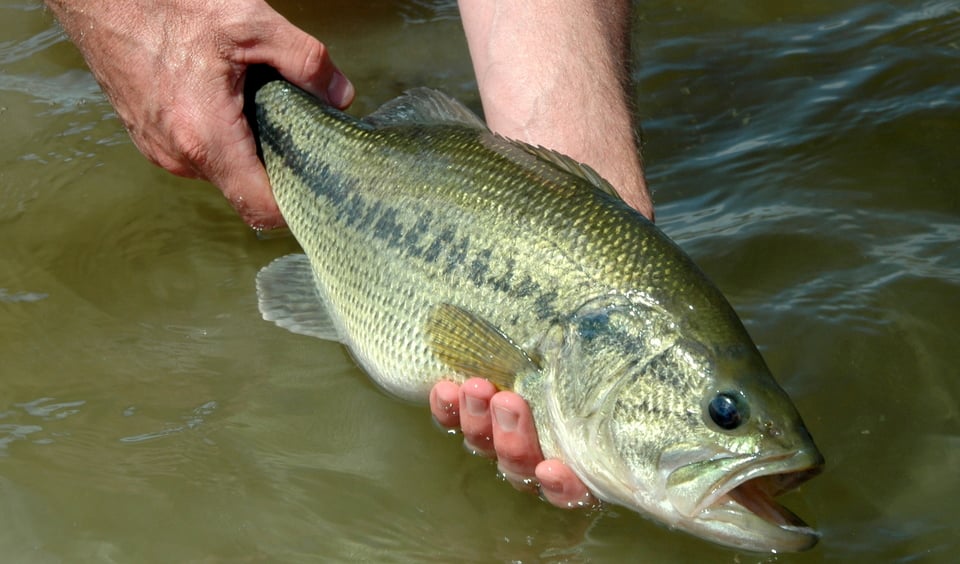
(253, 80, 824, 552)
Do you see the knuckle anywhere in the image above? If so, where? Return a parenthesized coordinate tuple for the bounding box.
(297, 36, 329, 81)
(170, 127, 209, 170)
(152, 152, 193, 178)
(495, 448, 531, 470)
(129, 126, 195, 178)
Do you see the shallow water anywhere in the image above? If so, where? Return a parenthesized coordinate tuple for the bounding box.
(1, 0, 958, 562)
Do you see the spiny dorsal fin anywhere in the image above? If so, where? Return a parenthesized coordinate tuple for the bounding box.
(516, 143, 625, 202)
(364, 88, 488, 130)
(425, 303, 539, 390)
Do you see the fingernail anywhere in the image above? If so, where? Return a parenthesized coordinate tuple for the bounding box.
(465, 395, 486, 417)
(327, 71, 354, 107)
(493, 405, 518, 432)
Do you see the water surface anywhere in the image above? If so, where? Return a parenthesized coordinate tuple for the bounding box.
(1, 0, 958, 562)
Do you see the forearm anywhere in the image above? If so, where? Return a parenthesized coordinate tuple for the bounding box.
(458, 0, 652, 220)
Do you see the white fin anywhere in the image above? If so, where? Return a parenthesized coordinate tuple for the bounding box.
(256, 254, 343, 342)
(364, 88, 488, 129)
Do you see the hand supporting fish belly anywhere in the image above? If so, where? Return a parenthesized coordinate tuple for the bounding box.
(431, 377, 598, 508)
(253, 79, 824, 553)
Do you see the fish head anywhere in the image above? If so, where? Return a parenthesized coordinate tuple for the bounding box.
(542, 295, 823, 552)
(653, 347, 825, 553)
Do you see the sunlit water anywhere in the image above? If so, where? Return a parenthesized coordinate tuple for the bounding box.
(1, 1, 958, 562)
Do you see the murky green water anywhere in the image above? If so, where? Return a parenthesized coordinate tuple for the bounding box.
(2, 1, 958, 562)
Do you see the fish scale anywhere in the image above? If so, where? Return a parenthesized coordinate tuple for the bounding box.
(253, 80, 823, 552)
(257, 88, 643, 394)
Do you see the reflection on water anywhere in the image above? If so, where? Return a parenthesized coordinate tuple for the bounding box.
(1, 0, 958, 562)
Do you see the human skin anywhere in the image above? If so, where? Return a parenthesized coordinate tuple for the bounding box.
(438, 0, 651, 507)
(44, 0, 651, 509)
(457, 0, 653, 221)
(43, 0, 355, 230)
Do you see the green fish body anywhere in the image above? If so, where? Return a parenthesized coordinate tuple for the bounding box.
(254, 80, 823, 552)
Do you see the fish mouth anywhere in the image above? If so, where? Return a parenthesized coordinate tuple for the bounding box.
(664, 447, 824, 552)
(724, 463, 821, 531)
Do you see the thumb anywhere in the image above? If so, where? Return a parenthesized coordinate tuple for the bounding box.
(205, 116, 284, 230)
(220, 157, 284, 230)
(238, 14, 355, 108)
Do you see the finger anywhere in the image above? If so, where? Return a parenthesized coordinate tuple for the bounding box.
(490, 390, 544, 492)
(458, 378, 497, 457)
(536, 459, 598, 509)
(219, 160, 284, 229)
(238, 15, 354, 108)
(141, 144, 199, 180)
(125, 120, 200, 181)
(430, 380, 460, 428)
(201, 111, 285, 229)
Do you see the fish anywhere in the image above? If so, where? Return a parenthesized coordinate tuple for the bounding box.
(253, 79, 824, 553)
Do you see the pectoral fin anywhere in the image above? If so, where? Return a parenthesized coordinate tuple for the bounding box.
(256, 254, 343, 342)
(425, 303, 539, 390)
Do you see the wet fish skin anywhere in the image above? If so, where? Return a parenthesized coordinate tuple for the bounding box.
(254, 80, 823, 552)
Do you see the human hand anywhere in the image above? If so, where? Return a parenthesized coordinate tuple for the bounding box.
(45, 0, 354, 229)
(430, 378, 597, 509)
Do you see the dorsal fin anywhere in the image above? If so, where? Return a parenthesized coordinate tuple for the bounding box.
(365, 87, 624, 202)
(515, 143, 625, 202)
(364, 88, 488, 129)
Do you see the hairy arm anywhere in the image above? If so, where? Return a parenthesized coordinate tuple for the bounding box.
(458, 0, 653, 220)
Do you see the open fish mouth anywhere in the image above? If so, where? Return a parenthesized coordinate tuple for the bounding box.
(723, 464, 822, 532)
(664, 448, 824, 552)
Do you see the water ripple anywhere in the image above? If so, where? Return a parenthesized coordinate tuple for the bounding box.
(15, 397, 86, 420)
(640, 2, 960, 184)
(398, 0, 459, 24)
(119, 400, 219, 444)
(0, 69, 105, 116)
(0, 397, 86, 455)
(0, 23, 62, 66)
(0, 288, 48, 303)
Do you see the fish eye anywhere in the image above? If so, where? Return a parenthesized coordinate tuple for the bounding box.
(708, 392, 748, 431)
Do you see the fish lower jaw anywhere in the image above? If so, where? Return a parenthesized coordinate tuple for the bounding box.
(674, 469, 822, 553)
(686, 493, 820, 553)
(660, 450, 823, 552)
